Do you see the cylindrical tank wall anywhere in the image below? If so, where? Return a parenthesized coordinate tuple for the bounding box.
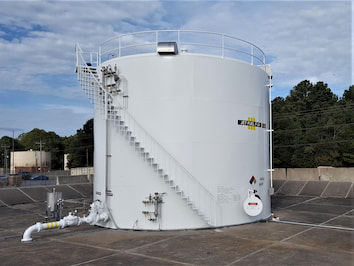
(94, 53, 270, 229)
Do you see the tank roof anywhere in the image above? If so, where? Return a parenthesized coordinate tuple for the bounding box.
(99, 30, 266, 66)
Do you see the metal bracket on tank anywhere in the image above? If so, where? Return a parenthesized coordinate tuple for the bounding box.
(106, 189, 113, 196)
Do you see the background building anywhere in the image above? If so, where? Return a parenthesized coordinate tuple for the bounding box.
(10, 150, 51, 174)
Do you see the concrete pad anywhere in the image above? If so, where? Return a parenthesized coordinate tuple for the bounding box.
(20, 187, 50, 202)
(46, 185, 84, 199)
(0, 238, 115, 266)
(276, 180, 307, 196)
(284, 227, 354, 253)
(289, 203, 352, 215)
(62, 229, 180, 251)
(273, 179, 286, 193)
(274, 209, 338, 224)
(271, 195, 314, 209)
(321, 181, 352, 198)
(221, 222, 309, 242)
(299, 181, 329, 197)
(0, 187, 353, 266)
(69, 183, 93, 198)
(324, 216, 354, 229)
(11, 202, 47, 212)
(346, 210, 354, 217)
(346, 184, 354, 198)
(0, 228, 21, 239)
(133, 231, 270, 265)
(231, 242, 353, 266)
(310, 197, 354, 207)
(0, 209, 42, 232)
(78, 252, 182, 265)
(0, 188, 34, 205)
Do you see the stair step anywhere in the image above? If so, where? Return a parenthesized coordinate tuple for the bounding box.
(161, 174, 168, 180)
(170, 183, 178, 189)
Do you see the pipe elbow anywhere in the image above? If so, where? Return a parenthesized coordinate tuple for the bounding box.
(21, 222, 41, 242)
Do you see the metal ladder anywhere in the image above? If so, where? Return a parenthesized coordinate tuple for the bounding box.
(75, 44, 220, 226)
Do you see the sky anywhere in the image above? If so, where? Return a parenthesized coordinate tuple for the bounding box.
(0, 0, 352, 138)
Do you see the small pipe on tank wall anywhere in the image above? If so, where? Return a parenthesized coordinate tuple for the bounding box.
(267, 66, 274, 190)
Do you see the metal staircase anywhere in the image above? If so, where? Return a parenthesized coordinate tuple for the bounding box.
(75, 44, 220, 226)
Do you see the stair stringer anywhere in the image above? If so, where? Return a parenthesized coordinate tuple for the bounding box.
(106, 118, 210, 230)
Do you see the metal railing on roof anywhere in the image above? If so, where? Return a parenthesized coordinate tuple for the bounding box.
(99, 30, 265, 66)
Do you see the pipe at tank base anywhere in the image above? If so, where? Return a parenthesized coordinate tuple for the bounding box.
(21, 201, 109, 242)
(21, 215, 75, 242)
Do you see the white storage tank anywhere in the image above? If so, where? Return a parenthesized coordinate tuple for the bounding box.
(76, 30, 273, 230)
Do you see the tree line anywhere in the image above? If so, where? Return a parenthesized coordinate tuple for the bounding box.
(0, 119, 94, 171)
(1, 80, 353, 170)
(273, 81, 354, 168)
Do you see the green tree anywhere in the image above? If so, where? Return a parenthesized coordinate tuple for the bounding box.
(337, 85, 354, 166)
(0, 136, 24, 173)
(18, 129, 65, 169)
(273, 81, 353, 167)
(65, 119, 94, 168)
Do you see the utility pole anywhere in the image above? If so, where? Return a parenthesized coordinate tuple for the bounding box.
(0, 127, 23, 174)
(2, 145, 10, 175)
(36, 140, 45, 174)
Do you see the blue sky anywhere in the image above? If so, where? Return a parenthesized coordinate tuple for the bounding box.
(0, 0, 352, 138)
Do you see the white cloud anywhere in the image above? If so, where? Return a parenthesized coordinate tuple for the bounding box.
(0, 1, 352, 138)
(41, 103, 93, 115)
(179, 1, 351, 96)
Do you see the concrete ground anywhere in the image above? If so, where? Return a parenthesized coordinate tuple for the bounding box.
(0, 183, 353, 265)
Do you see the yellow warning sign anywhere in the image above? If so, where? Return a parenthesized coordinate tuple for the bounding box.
(238, 118, 266, 130)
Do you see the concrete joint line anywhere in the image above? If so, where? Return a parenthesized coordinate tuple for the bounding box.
(276, 180, 287, 194)
(345, 182, 353, 198)
(52, 238, 118, 253)
(225, 242, 278, 266)
(67, 184, 87, 198)
(319, 208, 354, 226)
(126, 234, 182, 253)
(319, 181, 331, 197)
(0, 199, 10, 207)
(277, 196, 319, 210)
(296, 180, 308, 196)
(70, 253, 119, 266)
(16, 188, 36, 202)
(125, 251, 195, 266)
